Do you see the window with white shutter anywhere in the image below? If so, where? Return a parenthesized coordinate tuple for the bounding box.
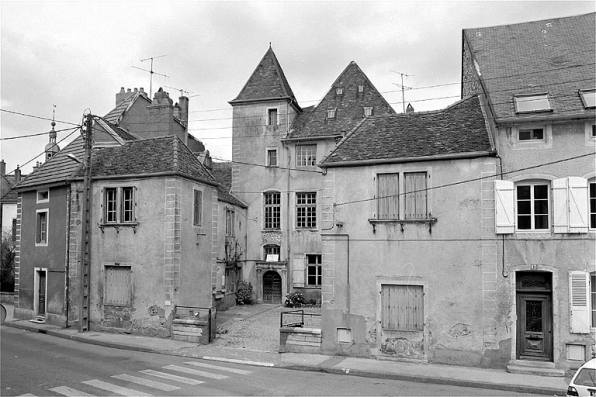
(494, 180, 514, 234)
(568, 177, 589, 233)
(293, 255, 305, 287)
(570, 271, 590, 334)
(552, 178, 569, 233)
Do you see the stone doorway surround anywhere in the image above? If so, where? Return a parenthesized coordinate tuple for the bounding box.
(255, 261, 287, 304)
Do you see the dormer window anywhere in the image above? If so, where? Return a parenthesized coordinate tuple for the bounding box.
(335, 87, 344, 96)
(358, 85, 364, 93)
(327, 109, 336, 119)
(579, 89, 596, 109)
(514, 94, 552, 113)
(364, 107, 373, 117)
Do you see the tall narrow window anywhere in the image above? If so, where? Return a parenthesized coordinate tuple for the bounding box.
(306, 254, 322, 286)
(296, 145, 316, 167)
(105, 188, 117, 223)
(591, 273, 596, 328)
(36, 210, 48, 245)
(226, 208, 235, 237)
(377, 173, 399, 219)
(193, 190, 203, 227)
(264, 192, 280, 229)
(268, 109, 278, 125)
(296, 192, 317, 228)
(267, 149, 278, 167)
(590, 182, 596, 229)
(404, 172, 427, 219)
(121, 187, 134, 222)
(516, 183, 549, 230)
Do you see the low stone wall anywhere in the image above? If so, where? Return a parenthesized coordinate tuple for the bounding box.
(279, 327, 321, 353)
(172, 319, 210, 344)
(0, 292, 14, 304)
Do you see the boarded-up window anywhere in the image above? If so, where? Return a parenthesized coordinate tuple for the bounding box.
(381, 284, 424, 331)
(404, 172, 427, 219)
(377, 173, 399, 219)
(104, 266, 132, 306)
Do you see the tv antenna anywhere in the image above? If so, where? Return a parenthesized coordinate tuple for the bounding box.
(132, 55, 169, 98)
(165, 86, 200, 98)
(391, 70, 412, 113)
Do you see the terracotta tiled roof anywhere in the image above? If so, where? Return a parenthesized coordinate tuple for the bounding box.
(321, 95, 493, 166)
(103, 90, 151, 124)
(288, 62, 395, 139)
(464, 12, 596, 121)
(210, 162, 247, 208)
(230, 47, 300, 109)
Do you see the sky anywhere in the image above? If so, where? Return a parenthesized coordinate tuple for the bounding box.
(1, 0, 594, 175)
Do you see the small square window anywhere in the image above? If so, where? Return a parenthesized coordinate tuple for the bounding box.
(335, 87, 344, 96)
(514, 94, 552, 113)
(267, 149, 278, 167)
(327, 109, 336, 119)
(579, 89, 596, 109)
(519, 128, 544, 141)
(37, 189, 49, 203)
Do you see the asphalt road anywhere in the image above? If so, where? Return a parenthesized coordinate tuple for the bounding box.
(1, 326, 543, 396)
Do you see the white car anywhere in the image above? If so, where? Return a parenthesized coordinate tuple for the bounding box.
(568, 358, 596, 397)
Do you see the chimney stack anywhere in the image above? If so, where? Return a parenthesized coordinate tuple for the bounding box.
(0, 160, 5, 177)
(178, 96, 189, 127)
(406, 103, 415, 113)
(14, 166, 21, 184)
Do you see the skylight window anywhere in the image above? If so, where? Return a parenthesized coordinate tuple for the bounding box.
(514, 94, 552, 113)
(579, 89, 596, 109)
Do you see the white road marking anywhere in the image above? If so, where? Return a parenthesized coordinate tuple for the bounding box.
(163, 365, 229, 380)
(139, 369, 204, 385)
(184, 361, 253, 375)
(82, 379, 152, 396)
(112, 374, 180, 392)
(49, 386, 94, 396)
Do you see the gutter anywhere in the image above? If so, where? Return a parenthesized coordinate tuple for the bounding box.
(494, 113, 595, 126)
(68, 171, 220, 188)
(281, 135, 341, 143)
(320, 150, 496, 169)
(229, 97, 302, 113)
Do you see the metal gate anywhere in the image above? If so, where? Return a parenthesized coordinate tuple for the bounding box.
(263, 271, 282, 303)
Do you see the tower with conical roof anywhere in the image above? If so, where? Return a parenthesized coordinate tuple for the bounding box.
(45, 108, 60, 161)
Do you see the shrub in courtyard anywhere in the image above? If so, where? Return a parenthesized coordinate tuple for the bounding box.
(284, 292, 306, 307)
(235, 281, 253, 305)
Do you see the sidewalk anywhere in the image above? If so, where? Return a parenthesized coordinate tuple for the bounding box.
(1, 303, 569, 396)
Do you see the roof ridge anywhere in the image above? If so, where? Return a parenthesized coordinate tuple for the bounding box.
(463, 11, 594, 31)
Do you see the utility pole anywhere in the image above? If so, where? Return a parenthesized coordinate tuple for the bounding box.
(391, 70, 412, 113)
(79, 113, 93, 332)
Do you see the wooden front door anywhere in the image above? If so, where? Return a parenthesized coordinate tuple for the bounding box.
(263, 271, 282, 304)
(516, 272, 553, 361)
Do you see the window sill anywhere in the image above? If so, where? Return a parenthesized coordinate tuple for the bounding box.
(99, 222, 139, 234)
(368, 218, 437, 233)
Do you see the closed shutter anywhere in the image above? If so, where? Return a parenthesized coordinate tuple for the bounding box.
(381, 284, 424, 331)
(568, 177, 589, 233)
(552, 178, 569, 233)
(293, 255, 305, 287)
(105, 266, 132, 306)
(569, 271, 590, 333)
(404, 172, 427, 219)
(377, 173, 399, 219)
(494, 180, 514, 234)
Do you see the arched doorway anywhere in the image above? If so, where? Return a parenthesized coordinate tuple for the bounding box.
(263, 271, 282, 304)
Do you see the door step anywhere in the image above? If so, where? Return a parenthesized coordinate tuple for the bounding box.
(29, 316, 46, 324)
(506, 360, 565, 377)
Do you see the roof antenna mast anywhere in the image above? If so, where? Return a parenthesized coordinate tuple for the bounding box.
(132, 55, 169, 98)
(391, 70, 412, 113)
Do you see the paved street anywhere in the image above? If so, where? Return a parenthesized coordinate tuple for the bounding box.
(1, 326, 544, 396)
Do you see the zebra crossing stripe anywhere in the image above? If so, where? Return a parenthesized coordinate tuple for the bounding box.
(82, 379, 152, 396)
(184, 361, 253, 375)
(140, 369, 205, 385)
(112, 374, 180, 392)
(49, 386, 94, 396)
(164, 365, 229, 380)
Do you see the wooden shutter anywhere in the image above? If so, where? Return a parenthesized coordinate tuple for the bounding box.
(377, 173, 399, 219)
(381, 284, 424, 331)
(568, 177, 588, 233)
(569, 271, 590, 333)
(293, 255, 305, 287)
(552, 178, 569, 233)
(404, 172, 427, 219)
(494, 180, 515, 234)
(105, 266, 132, 306)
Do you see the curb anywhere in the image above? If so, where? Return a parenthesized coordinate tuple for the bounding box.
(2, 321, 567, 396)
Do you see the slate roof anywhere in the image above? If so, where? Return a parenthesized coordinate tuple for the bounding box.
(210, 162, 247, 208)
(104, 90, 151, 125)
(230, 47, 300, 110)
(1, 175, 26, 203)
(288, 62, 395, 139)
(463, 12, 596, 121)
(75, 136, 218, 186)
(321, 95, 493, 166)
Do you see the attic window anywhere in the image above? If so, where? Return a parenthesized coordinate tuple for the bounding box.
(335, 87, 344, 96)
(579, 89, 596, 109)
(358, 85, 364, 93)
(514, 94, 552, 113)
(327, 109, 336, 119)
(364, 107, 373, 117)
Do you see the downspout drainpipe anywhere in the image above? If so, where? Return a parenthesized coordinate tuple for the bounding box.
(497, 155, 508, 278)
(284, 140, 291, 295)
(64, 185, 72, 327)
(333, 233, 350, 330)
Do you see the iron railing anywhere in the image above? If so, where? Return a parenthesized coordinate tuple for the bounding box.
(280, 309, 321, 328)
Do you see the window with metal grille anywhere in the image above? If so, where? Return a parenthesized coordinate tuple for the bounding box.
(36, 210, 48, 245)
(404, 172, 428, 219)
(296, 192, 316, 228)
(516, 183, 549, 230)
(104, 265, 132, 306)
(193, 189, 202, 227)
(378, 173, 399, 219)
(296, 145, 316, 167)
(306, 254, 322, 286)
(264, 192, 280, 229)
(381, 284, 424, 331)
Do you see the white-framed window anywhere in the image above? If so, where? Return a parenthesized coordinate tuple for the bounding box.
(296, 192, 317, 229)
(35, 209, 48, 246)
(518, 127, 544, 141)
(104, 187, 136, 224)
(327, 109, 336, 119)
(579, 89, 596, 109)
(590, 181, 595, 230)
(193, 189, 203, 227)
(36, 189, 49, 203)
(267, 148, 278, 167)
(306, 254, 322, 286)
(225, 208, 235, 237)
(268, 108, 278, 126)
(514, 93, 552, 113)
(264, 244, 280, 261)
(570, 271, 592, 334)
(516, 181, 549, 231)
(591, 273, 596, 329)
(364, 107, 373, 117)
(296, 144, 316, 167)
(335, 87, 344, 96)
(104, 264, 132, 306)
(264, 191, 281, 230)
(357, 85, 365, 93)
